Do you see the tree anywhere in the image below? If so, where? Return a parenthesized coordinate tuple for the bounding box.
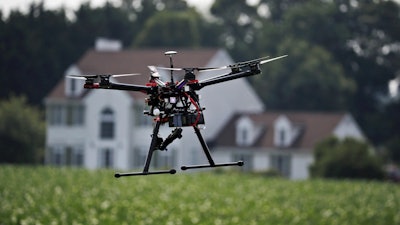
(0, 3, 72, 105)
(133, 10, 202, 47)
(210, 0, 262, 60)
(71, 2, 136, 48)
(252, 38, 355, 110)
(310, 137, 384, 180)
(131, 0, 218, 47)
(0, 96, 45, 164)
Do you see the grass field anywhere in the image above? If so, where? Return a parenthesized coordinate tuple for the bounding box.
(0, 165, 399, 225)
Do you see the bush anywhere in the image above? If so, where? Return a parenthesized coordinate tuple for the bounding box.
(0, 96, 45, 164)
(310, 137, 384, 180)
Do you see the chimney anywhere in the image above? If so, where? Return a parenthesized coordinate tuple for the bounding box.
(95, 37, 122, 51)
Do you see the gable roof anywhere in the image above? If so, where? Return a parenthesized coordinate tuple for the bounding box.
(214, 111, 347, 150)
(46, 48, 222, 100)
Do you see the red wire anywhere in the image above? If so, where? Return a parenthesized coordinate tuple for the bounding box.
(184, 93, 201, 126)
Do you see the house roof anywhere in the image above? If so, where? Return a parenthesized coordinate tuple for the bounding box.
(46, 48, 222, 100)
(214, 111, 347, 150)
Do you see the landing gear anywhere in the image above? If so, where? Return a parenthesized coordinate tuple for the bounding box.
(114, 122, 243, 178)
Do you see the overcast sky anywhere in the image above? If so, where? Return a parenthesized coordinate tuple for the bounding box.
(0, 0, 214, 17)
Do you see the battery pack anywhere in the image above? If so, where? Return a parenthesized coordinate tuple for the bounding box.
(169, 113, 205, 127)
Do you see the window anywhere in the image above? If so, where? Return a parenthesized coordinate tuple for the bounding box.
(48, 146, 63, 165)
(48, 105, 64, 125)
(66, 105, 85, 126)
(274, 116, 292, 148)
(47, 145, 84, 166)
(100, 148, 114, 168)
(47, 104, 84, 126)
(236, 117, 254, 147)
(240, 128, 248, 145)
(279, 129, 286, 147)
(100, 108, 115, 139)
(70, 78, 76, 93)
(66, 75, 84, 97)
(270, 154, 291, 177)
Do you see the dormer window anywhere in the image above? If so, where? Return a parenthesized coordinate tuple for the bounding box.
(237, 126, 250, 146)
(279, 129, 286, 147)
(236, 116, 257, 147)
(274, 115, 291, 148)
(65, 65, 84, 97)
(70, 78, 76, 93)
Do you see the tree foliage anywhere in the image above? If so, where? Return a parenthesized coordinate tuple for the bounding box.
(310, 137, 384, 180)
(134, 10, 202, 47)
(0, 96, 45, 164)
(252, 38, 356, 110)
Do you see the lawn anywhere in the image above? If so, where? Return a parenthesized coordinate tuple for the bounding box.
(0, 165, 399, 225)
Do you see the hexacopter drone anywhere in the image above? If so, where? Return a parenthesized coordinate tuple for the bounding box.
(69, 51, 287, 177)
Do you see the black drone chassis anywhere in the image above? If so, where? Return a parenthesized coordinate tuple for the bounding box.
(113, 68, 258, 177)
(72, 53, 287, 177)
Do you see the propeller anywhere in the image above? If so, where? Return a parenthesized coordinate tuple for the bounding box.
(67, 73, 140, 80)
(148, 66, 161, 78)
(259, 55, 288, 65)
(199, 55, 288, 83)
(150, 66, 226, 73)
(151, 55, 287, 73)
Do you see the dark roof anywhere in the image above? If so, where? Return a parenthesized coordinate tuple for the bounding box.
(47, 48, 221, 100)
(214, 111, 347, 150)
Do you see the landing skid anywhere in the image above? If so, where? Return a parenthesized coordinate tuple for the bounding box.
(115, 120, 243, 178)
(115, 169, 176, 178)
(181, 161, 243, 171)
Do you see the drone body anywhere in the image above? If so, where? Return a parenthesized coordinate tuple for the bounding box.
(69, 51, 287, 177)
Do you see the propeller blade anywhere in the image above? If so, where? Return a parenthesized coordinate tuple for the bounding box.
(230, 56, 270, 67)
(199, 55, 287, 83)
(195, 56, 271, 71)
(148, 66, 161, 77)
(110, 73, 141, 77)
(152, 66, 184, 71)
(152, 66, 228, 72)
(67, 74, 98, 80)
(67, 73, 140, 79)
(259, 55, 288, 64)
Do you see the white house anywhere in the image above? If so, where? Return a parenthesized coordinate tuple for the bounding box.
(44, 41, 264, 172)
(212, 111, 366, 179)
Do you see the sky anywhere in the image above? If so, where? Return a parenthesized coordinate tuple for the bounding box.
(0, 0, 214, 17)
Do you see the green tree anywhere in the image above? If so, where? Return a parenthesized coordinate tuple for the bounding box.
(210, 0, 262, 60)
(310, 136, 384, 180)
(133, 10, 202, 47)
(0, 3, 72, 105)
(252, 38, 355, 110)
(71, 2, 136, 48)
(0, 96, 45, 164)
(131, 0, 218, 47)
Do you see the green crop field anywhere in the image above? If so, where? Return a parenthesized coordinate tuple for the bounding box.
(0, 165, 399, 225)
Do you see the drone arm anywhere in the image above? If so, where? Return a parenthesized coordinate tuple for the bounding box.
(109, 82, 151, 92)
(195, 66, 261, 90)
(85, 81, 151, 93)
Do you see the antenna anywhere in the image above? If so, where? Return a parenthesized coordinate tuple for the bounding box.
(165, 51, 177, 84)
